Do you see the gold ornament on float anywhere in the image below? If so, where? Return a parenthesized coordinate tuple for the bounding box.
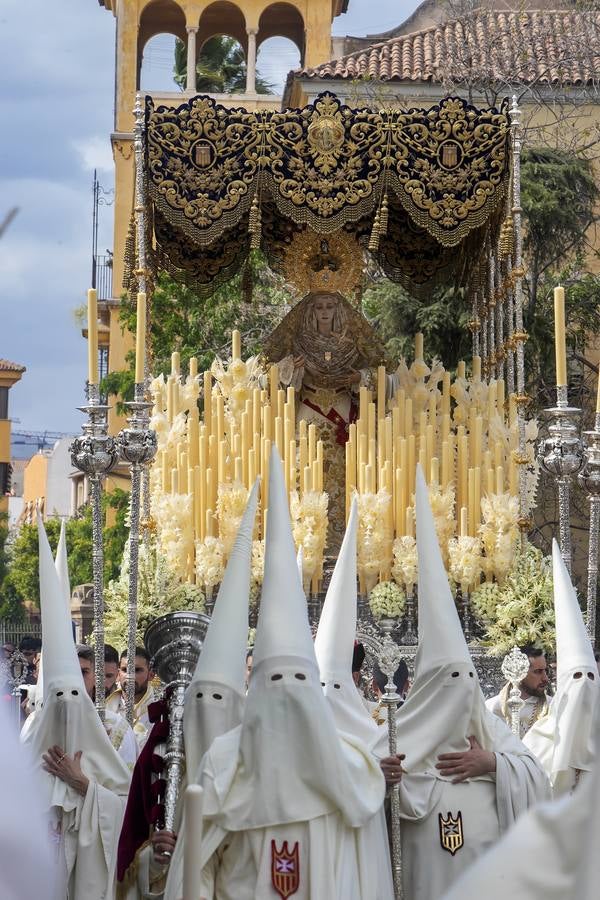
(283, 229, 364, 303)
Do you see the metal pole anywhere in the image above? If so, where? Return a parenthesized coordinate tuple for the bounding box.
(579, 414, 600, 643)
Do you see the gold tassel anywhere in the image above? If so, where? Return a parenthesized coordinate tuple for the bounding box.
(379, 194, 389, 235)
(368, 211, 381, 253)
(250, 204, 262, 250)
(248, 196, 259, 234)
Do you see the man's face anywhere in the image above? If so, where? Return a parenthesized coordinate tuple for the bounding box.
(120, 656, 151, 697)
(521, 654, 549, 698)
(105, 662, 119, 695)
(79, 656, 95, 698)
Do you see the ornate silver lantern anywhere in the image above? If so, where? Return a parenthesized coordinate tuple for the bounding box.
(144, 611, 210, 844)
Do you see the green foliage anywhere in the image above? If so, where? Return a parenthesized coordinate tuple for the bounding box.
(0, 491, 130, 615)
(104, 254, 289, 408)
(470, 543, 555, 656)
(173, 36, 273, 95)
(104, 536, 205, 650)
(362, 280, 472, 369)
(521, 147, 598, 312)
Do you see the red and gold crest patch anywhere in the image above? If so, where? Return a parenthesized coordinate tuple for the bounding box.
(271, 840, 300, 899)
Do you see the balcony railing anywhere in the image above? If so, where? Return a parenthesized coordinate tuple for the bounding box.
(93, 253, 113, 301)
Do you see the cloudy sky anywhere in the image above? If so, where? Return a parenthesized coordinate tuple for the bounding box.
(1, 0, 419, 436)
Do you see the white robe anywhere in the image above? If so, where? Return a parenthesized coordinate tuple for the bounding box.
(394, 715, 550, 900)
(47, 779, 128, 900)
(164, 725, 391, 900)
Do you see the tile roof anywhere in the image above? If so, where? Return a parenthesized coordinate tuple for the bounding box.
(296, 10, 600, 87)
(0, 360, 26, 373)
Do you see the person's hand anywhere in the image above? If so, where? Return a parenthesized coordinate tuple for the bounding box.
(342, 370, 361, 387)
(380, 754, 405, 786)
(293, 355, 305, 370)
(436, 736, 496, 783)
(151, 830, 177, 866)
(42, 745, 90, 796)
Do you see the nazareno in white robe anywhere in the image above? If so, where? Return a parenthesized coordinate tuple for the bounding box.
(381, 468, 550, 900)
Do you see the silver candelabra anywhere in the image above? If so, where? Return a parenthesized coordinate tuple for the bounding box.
(579, 413, 600, 644)
(70, 383, 119, 720)
(537, 385, 585, 573)
(116, 382, 157, 725)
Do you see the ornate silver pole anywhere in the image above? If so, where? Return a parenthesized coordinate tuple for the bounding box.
(510, 97, 535, 547)
(70, 384, 119, 720)
(117, 388, 157, 724)
(537, 385, 585, 574)
(116, 91, 157, 725)
(378, 629, 405, 900)
(579, 413, 600, 642)
(501, 646, 530, 736)
(505, 255, 515, 397)
(401, 587, 417, 645)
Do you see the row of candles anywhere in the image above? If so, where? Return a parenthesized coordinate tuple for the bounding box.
(151, 343, 325, 544)
(85, 283, 600, 551)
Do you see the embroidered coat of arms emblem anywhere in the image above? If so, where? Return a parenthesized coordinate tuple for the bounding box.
(271, 840, 300, 898)
(438, 811, 464, 855)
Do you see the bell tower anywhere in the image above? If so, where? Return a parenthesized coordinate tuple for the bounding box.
(95, 0, 350, 429)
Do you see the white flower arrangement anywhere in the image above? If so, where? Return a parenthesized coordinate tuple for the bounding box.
(448, 535, 482, 592)
(290, 490, 329, 588)
(356, 490, 392, 592)
(369, 580, 406, 621)
(479, 492, 519, 583)
(211, 354, 264, 427)
(195, 536, 225, 593)
(217, 481, 250, 557)
(104, 537, 205, 650)
(392, 535, 418, 592)
(152, 491, 194, 580)
(427, 484, 456, 566)
(470, 543, 555, 656)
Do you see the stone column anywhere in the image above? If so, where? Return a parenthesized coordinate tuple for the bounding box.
(186, 26, 198, 93)
(246, 28, 258, 94)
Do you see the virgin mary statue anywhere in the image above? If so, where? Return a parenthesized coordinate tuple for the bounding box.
(265, 290, 393, 548)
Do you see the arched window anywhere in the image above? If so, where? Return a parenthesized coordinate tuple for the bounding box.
(138, 0, 186, 91)
(256, 36, 301, 95)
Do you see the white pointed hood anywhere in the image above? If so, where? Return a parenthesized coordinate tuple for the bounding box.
(183, 480, 258, 779)
(55, 519, 71, 610)
(525, 540, 599, 791)
(415, 466, 471, 674)
(24, 521, 69, 727)
(381, 466, 496, 772)
(315, 498, 377, 745)
(203, 448, 385, 831)
(252, 449, 314, 667)
(442, 706, 600, 900)
(22, 515, 130, 811)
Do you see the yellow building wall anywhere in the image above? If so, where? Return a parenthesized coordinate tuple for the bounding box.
(23, 454, 48, 508)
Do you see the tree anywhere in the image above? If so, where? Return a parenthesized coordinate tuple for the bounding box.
(521, 148, 598, 317)
(0, 491, 130, 614)
(103, 253, 289, 408)
(173, 35, 273, 95)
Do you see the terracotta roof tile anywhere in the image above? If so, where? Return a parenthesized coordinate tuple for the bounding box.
(296, 10, 600, 87)
(0, 359, 25, 373)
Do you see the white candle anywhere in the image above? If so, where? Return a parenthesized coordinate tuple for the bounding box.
(183, 785, 204, 900)
(554, 286, 567, 387)
(87, 289, 98, 385)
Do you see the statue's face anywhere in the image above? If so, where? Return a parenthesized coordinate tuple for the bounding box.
(312, 294, 337, 330)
